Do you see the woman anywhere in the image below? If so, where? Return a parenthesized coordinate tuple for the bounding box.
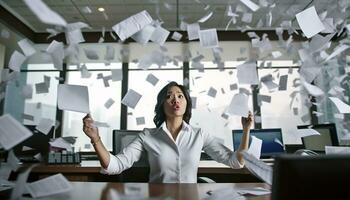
(83, 81, 253, 183)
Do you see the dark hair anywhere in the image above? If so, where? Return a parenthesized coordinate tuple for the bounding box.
(153, 81, 192, 127)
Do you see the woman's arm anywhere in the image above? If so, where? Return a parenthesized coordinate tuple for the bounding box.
(82, 114, 110, 168)
(236, 111, 253, 165)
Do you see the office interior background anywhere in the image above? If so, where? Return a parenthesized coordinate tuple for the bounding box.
(0, 0, 349, 154)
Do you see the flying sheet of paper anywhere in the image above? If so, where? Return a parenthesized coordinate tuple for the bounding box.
(104, 98, 115, 109)
(207, 87, 217, 98)
(146, 73, 159, 86)
(191, 97, 197, 109)
(171, 31, 183, 41)
(0, 114, 33, 150)
(236, 187, 271, 196)
(198, 11, 213, 23)
(35, 118, 54, 135)
(241, 151, 272, 185)
(237, 62, 259, 85)
(325, 146, 350, 155)
(111, 69, 123, 81)
(247, 136, 262, 159)
(324, 44, 350, 62)
(329, 97, 350, 113)
(297, 128, 321, 138)
(240, 0, 260, 12)
(187, 23, 200, 40)
(278, 75, 288, 91)
(35, 82, 49, 94)
(309, 33, 335, 53)
(241, 12, 253, 23)
(121, 89, 142, 109)
(18, 39, 36, 57)
(9, 50, 26, 72)
(84, 49, 99, 60)
(295, 6, 325, 38)
(105, 46, 115, 61)
(22, 84, 33, 99)
(7, 150, 20, 171)
(301, 79, 324, 97)
(23, 0, 67, 27)
(199, 29, 219, 48)
(227, 93, 249, 117)
(260, 74, 279, 90)
(26, 173, 73, 198)
(57, 84, 90, 113)
(150, 26, 170, 46)
(112, 10, 153, 41)
(49, 137, 72, 151)
(66, 29, 85, 44)
(80, 64, 92, 78)
(46, 40, 64, 70)
(131, 24, 155, 44)
(11, 165, 38, 200)
(136, 117, 145, 125)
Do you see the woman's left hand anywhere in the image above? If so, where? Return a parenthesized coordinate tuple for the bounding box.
(241, 111, 253, 130)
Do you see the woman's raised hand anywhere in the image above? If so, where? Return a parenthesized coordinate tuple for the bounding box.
(82, 114, 99, 140)
(241, 111, 253, 130)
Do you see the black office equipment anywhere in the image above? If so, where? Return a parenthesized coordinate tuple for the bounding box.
(298, 123, 339, 153)
(47, 152, 81, 164)
(272, 154, 350, 200)
(232, 128, 284, 158)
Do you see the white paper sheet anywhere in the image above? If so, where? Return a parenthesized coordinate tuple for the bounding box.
(11, 164, 38, 200)
(9, 50, 26, 72)
(278, 75, 288, 91)
(297, 128, 321, 138)
(198, 11, 213, 23)
(150, 26, 170, 46)
(301, 79, 324, 97)
(7, 150, 20, 171)
(131, 24, 156, 45)
(236, 187, 271, 195)
(325, 146, 350, 154)
(296, 6, 325, 38)
(240, 0, 260, 12)
(121, 89, 142, 109)
(171, 31, 183, 41)
(23, 0, 67, 27)
(187, 23, 200, 40)
(0, 114, 33, 150)
(57, 84, 90, 113)
(324, 44, 350, 62)
(84, 49, 99, 60)
(247, 136, 262, 159)
(22, 84, 33, 99)
(104, 98, 115, 109)
(207, 87, 217, 98)
(199, 29, 219, 48)
(146, 73, 159, 86)
(35, 82, 49, 94)
(112, 10, 153, 41)
(35, 118, 54, 135)
(204, 187, 243, 200)
(46, 40, 64, 70)
(237, 62, 259, 85)
(66, 29, 85, 44)
(26, 173, 72, 198)
(136, 117, 145, 125)
(241, 151, 273, 185)
(49, 137, 72, 151)
(227, 93, 249, 117)
(105, 46, 115, 61)
(329, 97, 350, 113)
(309, 33, 335, 53)
(18, 39, 36, 57)
(80, 64, 92, 78)
(111, 69, 123, 81)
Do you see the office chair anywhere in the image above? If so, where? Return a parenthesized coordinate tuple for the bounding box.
(112, 130, 215, 183)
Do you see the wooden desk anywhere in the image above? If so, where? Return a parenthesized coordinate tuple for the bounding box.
(30, 182, 270, 200)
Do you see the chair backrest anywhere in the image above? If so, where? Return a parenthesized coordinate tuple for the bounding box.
(297, 123, 339, 152)
(112, 130, 149, 167)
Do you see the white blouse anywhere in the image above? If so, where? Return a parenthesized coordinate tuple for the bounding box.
(101, 121, 243, 183)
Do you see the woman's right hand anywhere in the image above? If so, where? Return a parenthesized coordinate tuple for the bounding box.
(82, 114, 99, 140)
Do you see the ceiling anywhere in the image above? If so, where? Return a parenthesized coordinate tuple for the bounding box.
(0, 0, 349, 33)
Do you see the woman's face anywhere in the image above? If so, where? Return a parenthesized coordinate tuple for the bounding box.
(163, 86, 187, 119)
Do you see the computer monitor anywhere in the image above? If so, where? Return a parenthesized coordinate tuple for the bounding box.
(13, 125, 54, 160)
(298, 123, 339, 152)
(232, 128, 284, 158)
(271, 154, 350, 200)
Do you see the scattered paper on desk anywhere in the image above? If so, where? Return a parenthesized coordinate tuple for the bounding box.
(301, 79, 324, 97)
(187, 23, 200, 40)
(325, 146, 350, 155)
(240, 0, 260, 12)
(57, 84, 90, 113)
(104, 98, 115, 109)
(112, 10, 153, 41)
(7, 150, 20, 171)
(146, 73, 159, 86)
(18, 39, 36, 57)
(150, 26, 170, 46)
(199, 29, 219, 48)
(227, 93, 249, 117)
(241, 151, 273, 185)
(236, 187, 271, 195)
(11, 164, 38, 200)
(121, 89, 142, 109)
(296, 6, 325, 38)
(0, 114, 33, 150)
(9, 50, 26, 72)
(26, 173, 72, 198)
(248, 136, 262, 159)
(329, 97, 350, 113)
(204, 187, 243, 200)
(237, 62, 259, 85)
(131, 24, 155, 44)
(111, 69, 123, 81)
(171, 31, 183, 41)
(35, 118, 54, 135)
(297, 128, 320, 138)
(23, 0, 67, 27)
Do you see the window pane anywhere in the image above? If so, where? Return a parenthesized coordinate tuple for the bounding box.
(127, 70, 183, 129)
(68, 62, 122, 70)
(62, 70, 122, 152)
(259, 68, 310, 144)
(190, 68, 254, 150)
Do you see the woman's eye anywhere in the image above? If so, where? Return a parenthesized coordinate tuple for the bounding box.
(166, 95, 171, 99)
(178, 95, 183, 98)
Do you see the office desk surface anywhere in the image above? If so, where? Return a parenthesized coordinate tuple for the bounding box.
(27, 182, 270, 200)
